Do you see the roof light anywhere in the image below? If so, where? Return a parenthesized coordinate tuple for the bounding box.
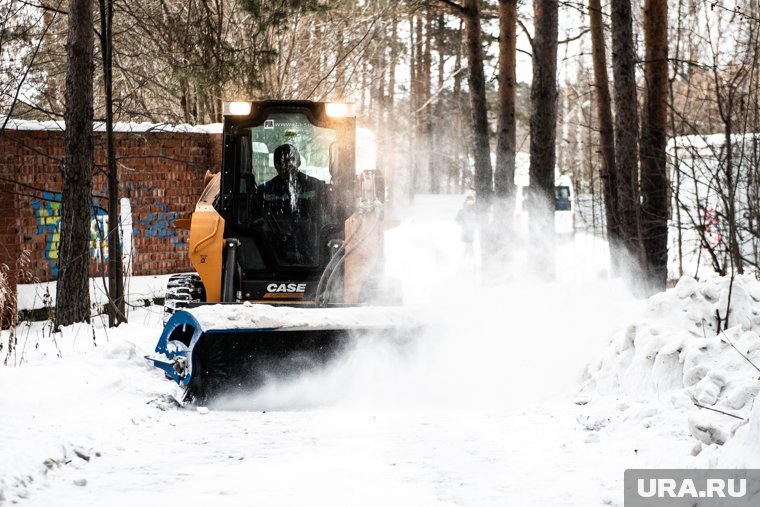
(325, 102, 354, 118)
(223, 101, 252, 116)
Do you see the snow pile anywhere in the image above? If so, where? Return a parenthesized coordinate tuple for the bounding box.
(581, 274, 760, 452)
(702, 394, 760, 467)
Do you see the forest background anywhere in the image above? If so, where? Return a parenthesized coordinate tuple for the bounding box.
(2, 0, 759, 324)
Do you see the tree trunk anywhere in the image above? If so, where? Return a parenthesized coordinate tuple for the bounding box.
(408, 11, 418, 202)
(610, 0, 643, 269)
(431, 8, 446, 194)
(492, 0, 518, 260)
(669, 0, 685, 278)
(422, 2, 434, 194)
(99, 0, 126, 326)
(639, 0, 669, 291)
(462, 0, 493, 204)
(495, 0, 517, 204)
(413, 10, 432, 193)
(589, 0, 620, 273)
(453, 18, 464, 193)
(387, 12, 399, 207)
(57, 0, 94, 328)
(389, 12, 397, 109)
(528, 0, 558, 277)
(372, 20, 387, 175)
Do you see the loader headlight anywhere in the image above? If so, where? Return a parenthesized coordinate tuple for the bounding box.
(325, 102, 354, 118)
(223, 101, 252, 116)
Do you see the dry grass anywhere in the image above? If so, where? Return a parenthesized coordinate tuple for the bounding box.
(1, 249, 33, 366)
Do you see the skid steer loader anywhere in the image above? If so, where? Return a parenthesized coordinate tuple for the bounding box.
(147, 100, 412, 403)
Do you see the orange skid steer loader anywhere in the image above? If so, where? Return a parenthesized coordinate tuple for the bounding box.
(147, 100, 412, 403)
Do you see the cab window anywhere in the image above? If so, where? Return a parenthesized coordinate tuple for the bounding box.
(247, 113, 337, 186)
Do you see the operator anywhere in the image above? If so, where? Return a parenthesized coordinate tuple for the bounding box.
(258, 143, 323, 215)
(257, 143, 325, 264)
(456, 194, 477, 258)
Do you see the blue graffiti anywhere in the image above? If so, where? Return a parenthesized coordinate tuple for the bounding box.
(31, 189, 186, 276)
(133, 202, 186, 246)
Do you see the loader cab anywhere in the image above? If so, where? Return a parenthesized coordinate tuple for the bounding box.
(217, 100, 357, 285)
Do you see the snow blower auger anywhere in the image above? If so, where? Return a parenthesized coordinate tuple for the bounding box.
(147, 100, 414, 403)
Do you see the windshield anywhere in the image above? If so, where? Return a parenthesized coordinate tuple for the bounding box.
(555, 186, 572, 211)
(248, 112, 337, 186)
(240, 112, 337, 268)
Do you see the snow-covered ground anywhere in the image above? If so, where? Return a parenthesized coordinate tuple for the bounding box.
(17, 274, 172, 311)
(2, 194, 759, 506)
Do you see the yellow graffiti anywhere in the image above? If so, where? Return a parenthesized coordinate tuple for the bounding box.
(33, 193, 110, 276)
(36, 199, 62, 264)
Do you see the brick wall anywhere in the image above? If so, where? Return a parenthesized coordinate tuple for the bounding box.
(0, 125, 223, 285)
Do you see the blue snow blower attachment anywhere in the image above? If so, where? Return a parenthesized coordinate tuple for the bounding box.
(148, 304, 415, 404)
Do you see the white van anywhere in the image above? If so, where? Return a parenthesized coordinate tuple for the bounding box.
(513, 153, 575, 236)
(553, 173, 575, 236)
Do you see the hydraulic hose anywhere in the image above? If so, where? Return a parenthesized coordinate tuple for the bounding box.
(315, 207, 382, 307)
(315, 213, 365, 306)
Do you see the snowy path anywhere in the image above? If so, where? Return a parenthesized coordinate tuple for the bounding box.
(13, 394, 693, 507)
(4, 296, 698, 507)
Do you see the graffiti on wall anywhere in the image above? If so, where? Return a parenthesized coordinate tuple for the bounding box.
(31, 192, 62, 272)
(133, 202, 186, 245)
(123, 182, 187, 244)
(31, 192, 108, 276)
(32, 192, 186, 275)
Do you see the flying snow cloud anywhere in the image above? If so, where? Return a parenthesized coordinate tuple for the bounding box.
(216, 195, 640, 411)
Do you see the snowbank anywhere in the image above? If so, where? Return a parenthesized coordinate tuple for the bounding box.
(581, 274, 760, 457)
(702, 396, 760, 467)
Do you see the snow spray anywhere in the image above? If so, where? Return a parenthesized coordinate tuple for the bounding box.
(215, 195, 640, 411)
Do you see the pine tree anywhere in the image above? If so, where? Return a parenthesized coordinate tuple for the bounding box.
(56, 0, 94, 328)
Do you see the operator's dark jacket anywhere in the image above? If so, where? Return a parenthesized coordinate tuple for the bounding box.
(257, 171, 324, 216)
(256, 171, 326, 264)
